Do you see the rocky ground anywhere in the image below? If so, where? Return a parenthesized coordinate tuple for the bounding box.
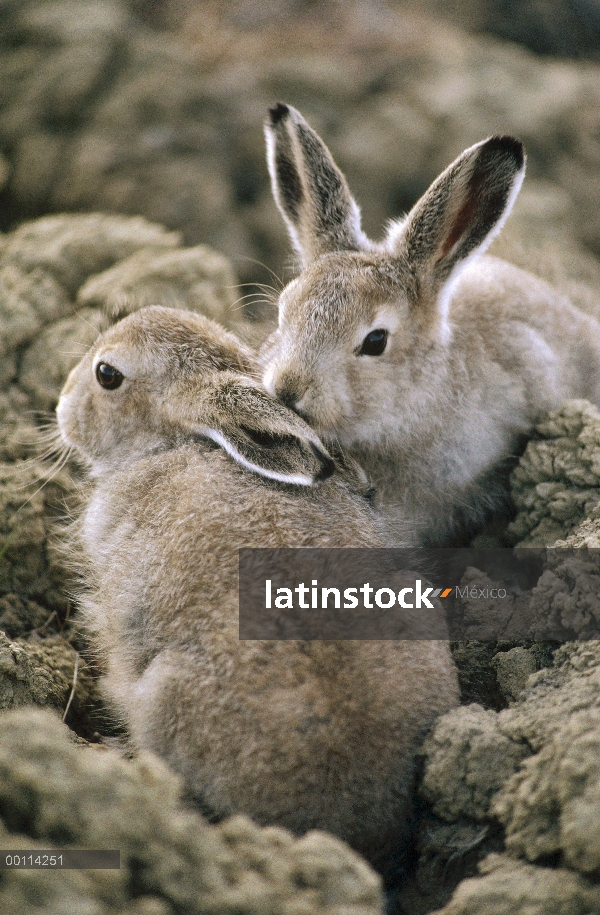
(2, 210, 600, 915)
(3, 1, 600, 913)
(2, 0, 600, 292)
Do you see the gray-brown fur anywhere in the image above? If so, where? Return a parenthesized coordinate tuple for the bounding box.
(266, 103, 373, 265)
(262, 104, 600, 543)
(56, 305, 459, 878)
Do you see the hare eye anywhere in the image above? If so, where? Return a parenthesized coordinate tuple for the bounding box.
(359, 329, 388, 357)
(96, 362, 124, 390)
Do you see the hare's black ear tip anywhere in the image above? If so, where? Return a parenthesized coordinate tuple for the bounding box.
(269, 102, 290, 126)
(310, 443, 335, 483)
(486, 135, 525, 168)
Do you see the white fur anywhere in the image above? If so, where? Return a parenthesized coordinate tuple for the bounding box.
(195, 426, 313, 486)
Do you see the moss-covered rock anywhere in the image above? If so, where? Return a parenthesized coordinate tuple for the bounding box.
(0, 707, 384, 915)
(419, 643, 600, 914)
(431, 853, 600, 915)
(509, 400, 600, 546)
(421, 705, 528, 823)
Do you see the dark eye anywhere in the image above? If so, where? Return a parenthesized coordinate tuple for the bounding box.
(95, 362, 124, 389)
(359, 329, 388, 357)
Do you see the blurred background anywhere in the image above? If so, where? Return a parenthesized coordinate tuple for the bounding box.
(1, 0, 600, 294)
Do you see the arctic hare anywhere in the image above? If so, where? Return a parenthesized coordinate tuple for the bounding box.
(56, 305, 458, 877)
(261, 103, 600, 544)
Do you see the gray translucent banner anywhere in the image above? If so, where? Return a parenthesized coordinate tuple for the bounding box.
(238, 548, 600, 640)
(0, 850, 120, 869)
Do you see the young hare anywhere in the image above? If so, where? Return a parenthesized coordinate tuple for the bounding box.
(56, 305, 458, 878)
(261, 103, 600, 544)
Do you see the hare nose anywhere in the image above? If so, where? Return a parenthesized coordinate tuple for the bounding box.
(275, 374, 306, 412)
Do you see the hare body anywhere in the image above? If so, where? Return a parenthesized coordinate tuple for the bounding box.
(57, 305, 459, 877)
(261, 104, 600, 543)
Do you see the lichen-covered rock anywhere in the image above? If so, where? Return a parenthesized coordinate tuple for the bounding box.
(524, 550, 600, 638)
(509, 400, 600, 546)
(421, 705, 528, 823)
(419, 643, 600, 913)
(0, 631, 103, 736)
(0, 707, 384, 915)
(0, 388, 40, 462)
(77, 245, 239, 323)
(450, 641, 555, 712)
(490, 645, 600, 876)
(453, 568, 522, 641)
(0, 630, 63, 711)
(492, 648, 537, 703)
(18, 306, 111, 411)
(0, 593, 53, 639)
(0, 213, 180, 294)
(495, 705, 600, 873)
(448, 642, 505, 710)
(555, 509, 600, 547)
(0, 458, 72, 608)
(431, 853, 600, 915)
(0, 265, 70, 379)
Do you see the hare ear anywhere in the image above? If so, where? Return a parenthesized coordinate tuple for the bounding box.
(387, 136, 525, 323)
(265, 103, 370, 266)
(192, 378, 335, 486)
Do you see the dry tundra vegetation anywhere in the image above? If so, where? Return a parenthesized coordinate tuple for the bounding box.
(2, 0, 600, 912)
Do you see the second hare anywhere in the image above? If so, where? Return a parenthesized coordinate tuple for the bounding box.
(56, 305, 458, 880)
(261, 103, 600, 544)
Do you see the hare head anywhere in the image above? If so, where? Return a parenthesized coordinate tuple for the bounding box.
(261, 103, 525, 445)
(57, 305, 334, 485)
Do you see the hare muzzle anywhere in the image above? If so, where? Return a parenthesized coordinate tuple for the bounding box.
(271, 371, 307, 413)
(265, 365, 348, 436)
